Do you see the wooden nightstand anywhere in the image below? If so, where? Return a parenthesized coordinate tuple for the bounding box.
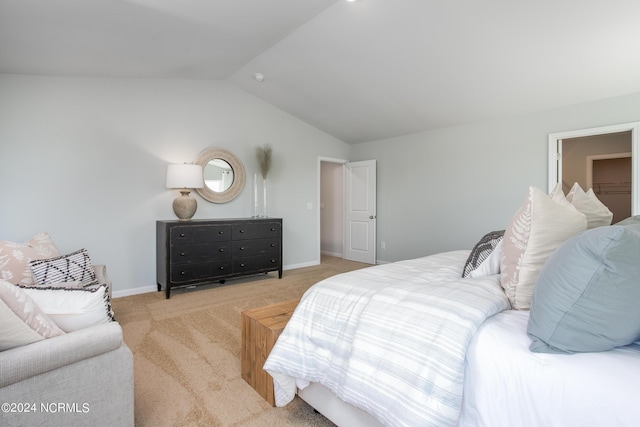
(241, 299, 299, 406)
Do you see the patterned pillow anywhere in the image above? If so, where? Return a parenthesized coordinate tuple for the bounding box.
(0, 232, 60, 286)
(20, 284, 114, 333)
(0, 279, 65, 351)
(29, 249, 97, 287)
(462, 230, 505, 278)
(500, 186, 587, 310)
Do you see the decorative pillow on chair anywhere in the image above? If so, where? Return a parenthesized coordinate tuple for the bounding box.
(0, 279, 65, 351)
(462, 230, 505, 278)
(29, 248, 97, 287)
(527, 223, 640, 353)
(0, 232, 60, 286)
(566, 182, 613, 229)
(20, 284, 114, 333)
(500, 186, 587, 310)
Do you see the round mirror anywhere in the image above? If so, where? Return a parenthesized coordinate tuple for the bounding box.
(194, 148, 245, 203)
(203, 158, 234, 192)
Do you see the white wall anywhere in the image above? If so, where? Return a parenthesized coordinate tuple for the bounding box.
(3, 73, 640, 292)
(351, 92, 640, 263)
(0, 74, 350, 296)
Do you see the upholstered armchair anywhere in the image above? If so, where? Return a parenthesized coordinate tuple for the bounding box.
(0, 265, 134, 427)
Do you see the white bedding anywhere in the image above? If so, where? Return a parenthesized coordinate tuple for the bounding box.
(264, 250, 510, 427)
(460, 309, 640, 427)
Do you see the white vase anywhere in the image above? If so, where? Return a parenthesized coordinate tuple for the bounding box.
(253, 173, 260, 217)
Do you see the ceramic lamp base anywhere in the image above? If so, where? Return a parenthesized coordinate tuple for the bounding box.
(173, 190, 197, 221)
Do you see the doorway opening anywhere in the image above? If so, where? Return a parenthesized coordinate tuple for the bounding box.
(548, 122, 639, 219)
(561, 131, 631, 223)
(588, 153, 632, 223)
(319, 159, 346, 260)
(318, 158, 378, 265)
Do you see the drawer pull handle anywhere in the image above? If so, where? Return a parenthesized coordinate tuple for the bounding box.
(180, 252, 186, 256)
(219, 231, 224, 235)
(219, 248, 224, 252)
(181, 271, 186, 275)
(239, 229, 245, 233)
(240, 263, 245, 267)
(270, 243, 275, 247)
(219, 266, 225, 270)
(271, 228, 275, 231)
(271, 259, 276, 263)
(180, 233, 185, 237)
(240, 246, 245, 250)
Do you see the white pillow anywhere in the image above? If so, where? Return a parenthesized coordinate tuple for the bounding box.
(20, 284, 114, 332)
(470, 239, 503, 278)
(0, 300, 47, 351)
(500, 186, 587, 310)
(566, 183, 613, 229)
(462, 230, 505, 278)
(548, 182, 568, 204)
(0, 279, 65, 351)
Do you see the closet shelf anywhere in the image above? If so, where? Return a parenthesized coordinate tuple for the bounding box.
(593, 181, 631, 195)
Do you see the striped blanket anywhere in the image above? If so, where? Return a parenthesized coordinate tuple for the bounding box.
(264, 250, 510, 427)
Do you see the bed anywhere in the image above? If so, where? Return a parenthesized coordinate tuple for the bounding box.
(264, 187, 640, 427)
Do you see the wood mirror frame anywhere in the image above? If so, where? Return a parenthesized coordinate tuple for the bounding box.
(194, 147, 245, 203)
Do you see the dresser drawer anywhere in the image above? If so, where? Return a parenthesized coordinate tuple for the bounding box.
(233, 255, 281, 275)
(170, 224, 231, 244)
(170, 242, 231, 264)
(170, 261, 232, 283)
(232, 222, 281, 240)
(232, 238, 280, 257)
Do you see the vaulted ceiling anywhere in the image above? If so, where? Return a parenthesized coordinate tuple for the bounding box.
(2, 0, 640, 144)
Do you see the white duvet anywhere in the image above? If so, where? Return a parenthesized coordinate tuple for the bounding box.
(460, 310, 640, 427)
(264, 251, 510, 427)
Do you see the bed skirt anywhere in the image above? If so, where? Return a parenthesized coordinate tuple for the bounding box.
(297, 383, 383, 427)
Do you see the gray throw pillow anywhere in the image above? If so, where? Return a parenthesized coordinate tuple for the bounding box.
(462, 230, 504, 278)
(527, 223, 640, 354)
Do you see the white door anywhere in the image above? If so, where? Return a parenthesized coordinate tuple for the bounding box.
(344, 160, 376, 264)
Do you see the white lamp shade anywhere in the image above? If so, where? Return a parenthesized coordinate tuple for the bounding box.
(166, 164, 204, 189)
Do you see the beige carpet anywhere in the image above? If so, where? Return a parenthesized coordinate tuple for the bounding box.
(111, 256, 369, 427)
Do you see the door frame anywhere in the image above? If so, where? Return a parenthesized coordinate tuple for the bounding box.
(548, 121, 640, 215)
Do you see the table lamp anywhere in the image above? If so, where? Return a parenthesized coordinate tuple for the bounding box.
(166, 163, 204, 221)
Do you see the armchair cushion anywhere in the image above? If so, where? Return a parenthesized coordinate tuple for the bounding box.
(0, 321, 124, 388)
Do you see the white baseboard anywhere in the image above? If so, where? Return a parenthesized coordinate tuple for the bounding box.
(113, 285, 157, 299)
(321, 250, 343, 258)
(111, 261, 321, 299)
(283, 260, 319, 270)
